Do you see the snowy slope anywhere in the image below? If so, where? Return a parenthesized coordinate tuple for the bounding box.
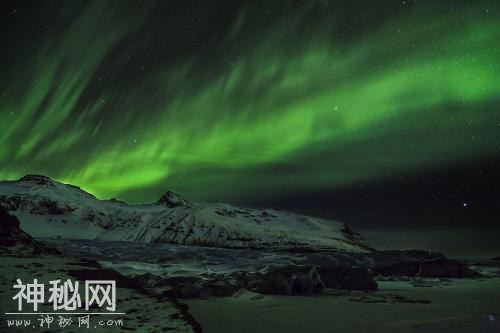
(0, 175, 371, 252)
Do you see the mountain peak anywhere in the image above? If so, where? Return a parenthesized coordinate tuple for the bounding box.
(19, 174, 56, 186)
(157, 190, 190, 208)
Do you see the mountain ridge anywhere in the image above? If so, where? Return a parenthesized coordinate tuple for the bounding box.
(0, 175, 371, 252)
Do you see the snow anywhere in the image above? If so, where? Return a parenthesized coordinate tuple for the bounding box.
(0, 175, 369, 252)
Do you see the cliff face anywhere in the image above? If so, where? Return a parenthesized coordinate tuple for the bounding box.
(0, 207, 59, 256)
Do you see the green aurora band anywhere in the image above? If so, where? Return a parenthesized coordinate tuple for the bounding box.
(1, 1, 499, 203)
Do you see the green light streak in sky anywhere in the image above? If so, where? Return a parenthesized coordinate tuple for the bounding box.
(1, 1, 499, 203)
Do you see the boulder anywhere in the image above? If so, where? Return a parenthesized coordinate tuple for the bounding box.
(198, 280, 236, 297)
(317, 266, 377, 290)
(252, 264, 324, 295)
(339, 268, 377, 290)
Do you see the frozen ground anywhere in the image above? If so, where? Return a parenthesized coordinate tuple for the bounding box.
(186, 278, 500, 333)
(40, 238, 500, 332)
(0, 209, 200, 332)
(0, 256, 200, 332)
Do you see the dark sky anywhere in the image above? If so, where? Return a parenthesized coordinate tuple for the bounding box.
(1, 1, 499, 256)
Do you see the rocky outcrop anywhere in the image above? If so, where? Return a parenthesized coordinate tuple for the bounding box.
(158, 191, 192, 208)
(149, 275, 238, 299)
(247, 263, 377, 295)
(250, 264, 325, 295)
(317, 266, 377, 290)
(369, 250, 479, 278)
(44, 237, 484, 301)
(0, 208, 59, 256)
(121, 263, 377, 298)
(18, 174, 57, 187)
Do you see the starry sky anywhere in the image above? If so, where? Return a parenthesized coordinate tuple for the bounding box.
(1, 1, 499, 255)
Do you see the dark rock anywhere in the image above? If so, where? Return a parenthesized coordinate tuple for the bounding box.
(162, 276, 203, 286)
(198, 280, 235, 297)
(297, 253, 343, 267)
(158, 191, 191, 208)
(390, 294, 431, 304)
(372, 250, 479, 278)
(161, 286, 182, 298)
(369, 250, 446, 267)
(0, 208, 19, 237)
(0, 208, 60, 255)
(340, 223, 363, 242)
(158, 276, 208, 298)
(0, 195, 22, 211)
(107, 198, 127, 205)
(69, 267, 143, 289)
(30, 198, 73, 215)
(260, 210, 277, 218)
(180, 283, 202, 298)
(317, 266, 377, 291)
(0, 194, 76, 215)
(129, 272, 162, 288)
(19, 174, 56, 186)
(215, 208, 238, 217)
(253, 264, 324, 295)
(162, 279, 236, 298)
(340, 268, 378, 290)
(295, 253, 377, 291)
(316, 266, 344, 288)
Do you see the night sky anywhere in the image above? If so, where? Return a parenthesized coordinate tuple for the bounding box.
(1, 1, 499, 256)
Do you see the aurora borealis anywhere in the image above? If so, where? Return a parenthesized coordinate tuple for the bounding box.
(1, 0, 499, 212)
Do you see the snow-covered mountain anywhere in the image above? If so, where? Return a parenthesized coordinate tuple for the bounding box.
(0, 175, 371, 252)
